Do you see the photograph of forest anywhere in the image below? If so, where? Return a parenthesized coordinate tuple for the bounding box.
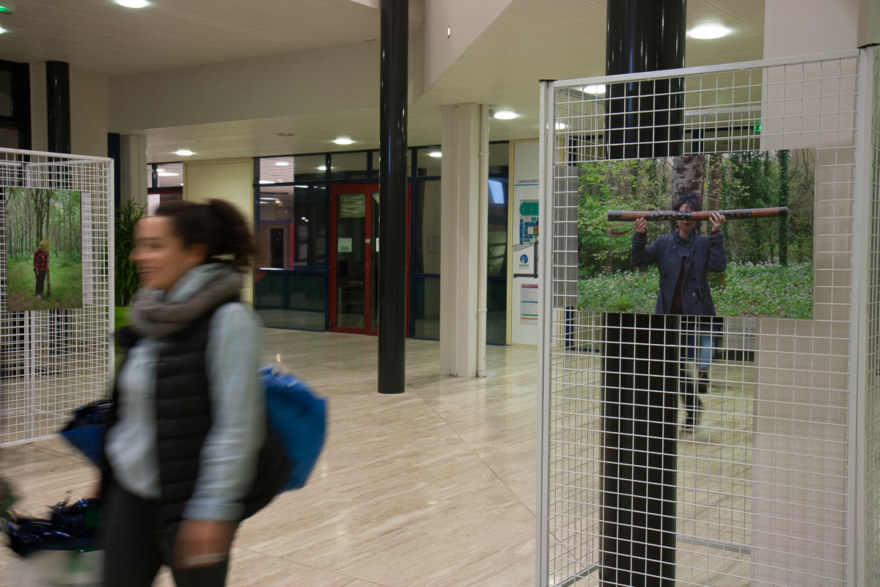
(4, 187, 83, 311)
(577, 149, 814, 319)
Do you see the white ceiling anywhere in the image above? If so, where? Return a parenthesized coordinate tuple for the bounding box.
(0, 0, 765, 162)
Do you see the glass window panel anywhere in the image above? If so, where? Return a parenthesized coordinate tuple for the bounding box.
(293, 154, 328, 183)
(329, 151, 369, 181)
(413, 179, 441, 274)
(416, 147, 442, 177)
(0, 126, 18, 149)
(486, 278, 507, 345)
(259, 156, 295, 184)
(412, 276, 440, 339)
(156, 162, 183, 187)
(0, 70, 12, 117)
(256, 185, 326, 270)
(487, 177, 508, 276)
(489, 142, 510, 175)
(254, 273, 326, 331)
(146, 164, 154, 189)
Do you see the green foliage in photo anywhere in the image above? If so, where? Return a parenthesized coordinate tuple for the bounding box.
(578, 262, 813, 319)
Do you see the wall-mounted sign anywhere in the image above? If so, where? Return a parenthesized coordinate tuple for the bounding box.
(337, 237, 352, 253)
(513, 242, 537, 278)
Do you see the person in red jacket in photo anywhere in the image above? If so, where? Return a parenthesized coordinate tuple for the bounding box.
(33, 237, 50, 298)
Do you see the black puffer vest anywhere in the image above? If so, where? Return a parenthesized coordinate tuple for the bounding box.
(108, 303, 290, 526)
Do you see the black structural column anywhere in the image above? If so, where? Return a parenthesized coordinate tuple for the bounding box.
(378, 0, 408, 394)
(605, 0, 686, 159)
(600, 2, 686, 586)
(46, 61, 71, 154)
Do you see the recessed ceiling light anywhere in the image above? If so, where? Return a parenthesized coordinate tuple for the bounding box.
(174, 149, 194, 157)
(493, 110, 519, 120)
(555, 122, 568, 131)
(157, 170, 179, 177)
(317, 165, 327, 171)
(115, 0, 149, 7)
(0, 26, 8, 34)
(333, 137, 354, 145)
(428, 151, 442, 158)
(259, 179, 275, 184)
(274, 161, 290, 166)
(583, 84, 606, 95)
(688, 23, 730, 40)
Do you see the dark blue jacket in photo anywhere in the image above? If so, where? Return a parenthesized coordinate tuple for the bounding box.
(630, 230, 727, 316)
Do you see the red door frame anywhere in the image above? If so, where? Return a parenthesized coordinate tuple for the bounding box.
(328, 183, 411, 336)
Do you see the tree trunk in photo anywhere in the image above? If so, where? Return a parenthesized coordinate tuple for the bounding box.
(672, 154, 705, 203)
(707, 153, 723, 211)
(777, 149, 790, 266)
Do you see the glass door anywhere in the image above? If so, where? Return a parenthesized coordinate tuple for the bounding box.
(329, 183, 411, 336)
(329, 184, 379, 334)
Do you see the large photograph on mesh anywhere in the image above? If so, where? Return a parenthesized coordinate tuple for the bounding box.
(4, 187, 83, 311)
(577, 150, 814, 319)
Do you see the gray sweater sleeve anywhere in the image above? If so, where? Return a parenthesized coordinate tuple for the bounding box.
(182, 303, 265, 521)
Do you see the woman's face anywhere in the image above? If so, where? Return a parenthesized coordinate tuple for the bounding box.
(677, 203, 696, 235)
(131, 216, 205, 291)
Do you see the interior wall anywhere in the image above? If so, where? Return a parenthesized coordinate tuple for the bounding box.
(183, 158, 255, 304)
(424, 0, 514, 89)
(108, 41, 381, 132)
(70, 70, 110, 158)
(764, 0, 860, 58)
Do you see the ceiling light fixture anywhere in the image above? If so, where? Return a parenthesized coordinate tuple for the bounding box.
(174, 149, 194, 157)
(493, 110, 519, 120)
(583, 84, 606, 95)
(333, 137, 354, 145)
(688, 23, 730, 40)
(156, 170, 179, 177)
(274, 161, 291, 166)
(428, 151, 442, 158)
(0, 25, 8, 34)
(115, 0, 149, 7)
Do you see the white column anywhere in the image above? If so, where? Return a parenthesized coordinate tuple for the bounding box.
(753, 2, 871, 584)
(439, 103, 488, 377)
(119, 134, 148, 207)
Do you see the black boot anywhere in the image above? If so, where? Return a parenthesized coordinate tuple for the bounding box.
(698, 369, 709, 395)
(684, 397, 703, 430)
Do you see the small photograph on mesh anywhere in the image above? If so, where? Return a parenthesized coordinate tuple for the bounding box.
(4, 187, 83, 312)
(577, 150, 814, 319)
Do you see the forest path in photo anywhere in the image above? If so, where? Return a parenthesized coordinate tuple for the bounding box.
(5, 256, 83, 311)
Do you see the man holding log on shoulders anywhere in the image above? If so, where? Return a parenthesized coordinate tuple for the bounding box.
(629, 192, 727, 431)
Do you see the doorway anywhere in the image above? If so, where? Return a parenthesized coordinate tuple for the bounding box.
(329, 183, 410, 335)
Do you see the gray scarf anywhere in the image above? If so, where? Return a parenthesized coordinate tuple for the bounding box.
(128, 264, 243, 338)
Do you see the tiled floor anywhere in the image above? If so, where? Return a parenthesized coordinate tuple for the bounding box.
(1, 330, 539, 586)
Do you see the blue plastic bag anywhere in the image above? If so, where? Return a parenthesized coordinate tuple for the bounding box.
(259, 366, 328, 490)
(60, 371, 327, 493)
(59, 400, 110, 467)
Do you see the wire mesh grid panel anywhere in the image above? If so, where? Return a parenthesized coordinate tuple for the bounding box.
(539, 49, 869, 586)
(864, 47, 880, 587)
(0, 148, 113, 445)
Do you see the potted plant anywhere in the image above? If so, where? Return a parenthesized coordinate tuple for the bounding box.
(114, 199, 146, 327)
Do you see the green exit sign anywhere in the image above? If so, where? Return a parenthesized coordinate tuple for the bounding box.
(0, 2, 15, 14)
(754, 120, 762, 133)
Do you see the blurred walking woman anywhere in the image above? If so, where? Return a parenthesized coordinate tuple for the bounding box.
(630, 192, 727, 429)
(102, 200, 282, 586)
